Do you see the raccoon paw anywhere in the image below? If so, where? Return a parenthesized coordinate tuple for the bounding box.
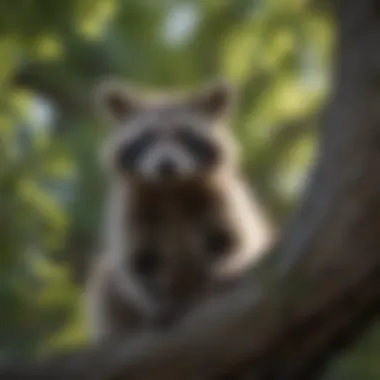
(204, 228, 235, 258)
(131, 247, 161, 276)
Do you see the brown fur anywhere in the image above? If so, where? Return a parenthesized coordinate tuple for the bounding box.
(126, 177, 247, 295)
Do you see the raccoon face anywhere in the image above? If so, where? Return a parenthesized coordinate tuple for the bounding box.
(96, 80, 237, 183)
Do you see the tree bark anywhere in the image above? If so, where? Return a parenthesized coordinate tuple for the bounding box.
(2, 0, 380, 379)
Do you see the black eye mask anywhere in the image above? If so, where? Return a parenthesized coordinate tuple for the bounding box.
(117, 131, 157, 172)
(116, 127, 220, 174)
(175, 129, 220, 168)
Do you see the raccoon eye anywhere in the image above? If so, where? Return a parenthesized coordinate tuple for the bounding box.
(132, 247, 161, 276)
(175, 129, 220, 167)
(204, 228, 235, 258)
(117, 132, 156, 171)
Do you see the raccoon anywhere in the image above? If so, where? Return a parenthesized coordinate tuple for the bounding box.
(85, 79, 274, 342)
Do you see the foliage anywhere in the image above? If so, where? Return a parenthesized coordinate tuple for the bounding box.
(0, 0, 377, 378)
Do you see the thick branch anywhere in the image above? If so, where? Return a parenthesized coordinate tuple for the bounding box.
(2, 0, 380, 379)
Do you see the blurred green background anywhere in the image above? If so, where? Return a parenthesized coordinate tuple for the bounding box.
(0, 0, 378, 378)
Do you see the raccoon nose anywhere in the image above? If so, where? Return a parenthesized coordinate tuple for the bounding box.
(157, 159, 177, 177)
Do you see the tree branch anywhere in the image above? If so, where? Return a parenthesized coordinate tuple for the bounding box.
(2, 0, 380, 379)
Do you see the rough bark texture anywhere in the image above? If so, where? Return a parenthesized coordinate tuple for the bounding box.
(2, 0, 380, 379)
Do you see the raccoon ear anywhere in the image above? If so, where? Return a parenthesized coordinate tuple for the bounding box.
(190, 80, 235, 119)
(94, 80, 142, 124)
